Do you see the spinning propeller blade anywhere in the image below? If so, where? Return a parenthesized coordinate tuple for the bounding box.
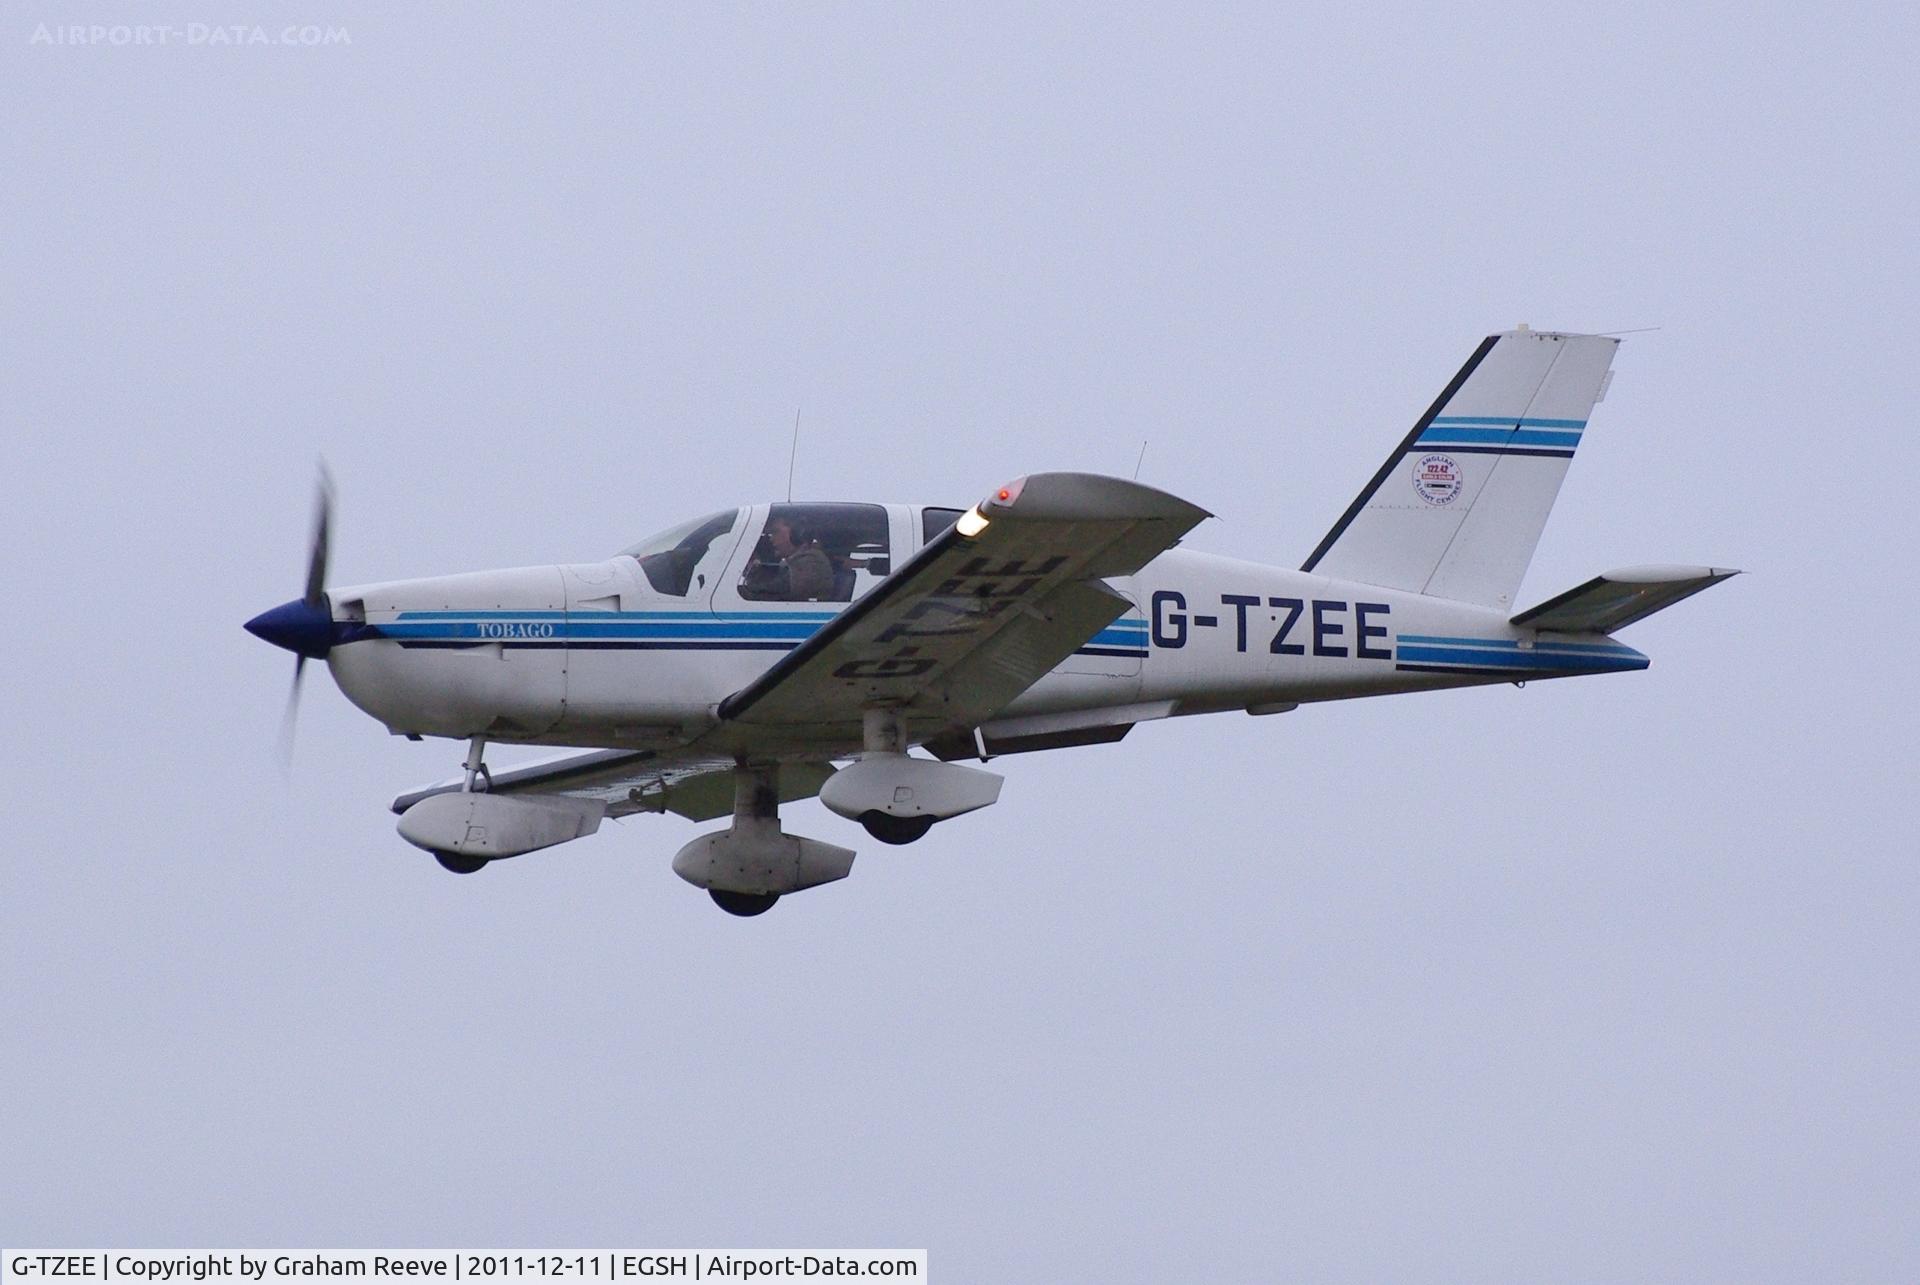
(304, 464, 333, 607)
(278, 656, 307, 767)
(246, 466, 336, 764)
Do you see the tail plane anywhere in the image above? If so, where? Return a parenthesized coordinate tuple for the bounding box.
(1512, 565, 1740, 634)
(1303, 327, 1620, 609)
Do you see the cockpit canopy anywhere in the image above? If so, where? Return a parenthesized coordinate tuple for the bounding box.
(619, 503, 896, 602)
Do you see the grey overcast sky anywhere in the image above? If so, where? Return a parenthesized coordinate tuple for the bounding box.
(3, 3, 1914, 1279)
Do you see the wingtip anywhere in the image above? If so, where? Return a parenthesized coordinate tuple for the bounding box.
(995, 471, 1211, 525)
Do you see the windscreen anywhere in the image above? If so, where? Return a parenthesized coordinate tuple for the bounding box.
(620, 509, 741, 597)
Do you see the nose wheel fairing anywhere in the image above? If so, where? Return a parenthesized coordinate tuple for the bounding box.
(397, 738, 607, 864)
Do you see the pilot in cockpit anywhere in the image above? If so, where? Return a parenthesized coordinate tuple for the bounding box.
(745, 515, 837, 602)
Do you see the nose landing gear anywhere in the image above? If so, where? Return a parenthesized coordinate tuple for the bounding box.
(402, 734, 605, 873)
(427, 736, 494, 875)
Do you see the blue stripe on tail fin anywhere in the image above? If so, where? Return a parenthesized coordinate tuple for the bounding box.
(1303, 328, 1621, 610)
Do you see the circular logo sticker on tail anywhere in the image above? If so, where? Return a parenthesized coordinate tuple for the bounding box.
(1412, 453, 1463, 506)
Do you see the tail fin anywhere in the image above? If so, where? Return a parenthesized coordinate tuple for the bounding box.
(1302, 327, 1620, 609)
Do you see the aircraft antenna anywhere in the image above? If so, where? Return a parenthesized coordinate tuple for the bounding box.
(786, 407, 802, 501)
(1132, 440, 1148, 480)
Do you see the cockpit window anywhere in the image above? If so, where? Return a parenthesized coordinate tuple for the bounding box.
(620, 509, 742, 597)
(922, 507, 964, 545)
(739, 503, 890, 603)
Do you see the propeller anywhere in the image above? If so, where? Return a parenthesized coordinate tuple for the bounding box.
(244, 465, 335, 762)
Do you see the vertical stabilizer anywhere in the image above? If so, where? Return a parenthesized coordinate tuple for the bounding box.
(1302, 328, 1620, 610)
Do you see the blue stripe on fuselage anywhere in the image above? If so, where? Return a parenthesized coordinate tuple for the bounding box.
(1395, 634, 1647, 673)
(337, 609, 1149, 656)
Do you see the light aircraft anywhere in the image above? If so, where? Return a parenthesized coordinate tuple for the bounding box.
(247, 327, 1735, 915)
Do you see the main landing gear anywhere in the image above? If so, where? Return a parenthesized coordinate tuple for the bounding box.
(820, 709, 1001, 849)
(859, 811, 935, 845)
(672, 763, 856, 917)
(710, 889, 780, 916)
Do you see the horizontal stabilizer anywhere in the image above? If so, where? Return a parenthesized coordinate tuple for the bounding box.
(1512, 565, 1740, 633)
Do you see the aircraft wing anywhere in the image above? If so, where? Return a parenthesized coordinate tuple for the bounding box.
(392, 750, 836, 822)
(717, 472, 1210, 733)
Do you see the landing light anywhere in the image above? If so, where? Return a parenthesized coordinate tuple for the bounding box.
(956, 507, 990, 537)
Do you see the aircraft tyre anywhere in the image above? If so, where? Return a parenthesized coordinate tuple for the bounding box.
(435, 852, 489, 875)
(860, 811, 935, 845)
(710, 889, 780, 917)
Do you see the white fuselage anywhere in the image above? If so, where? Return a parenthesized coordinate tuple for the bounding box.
(325, 503, 1646, 755)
